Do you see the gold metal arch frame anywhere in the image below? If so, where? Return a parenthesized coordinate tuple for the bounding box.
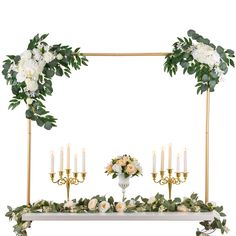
(26, 52, 210, 205)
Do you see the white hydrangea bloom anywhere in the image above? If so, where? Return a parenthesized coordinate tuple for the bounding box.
(191, 43, 220, 68)
(20, 50, 32, 60)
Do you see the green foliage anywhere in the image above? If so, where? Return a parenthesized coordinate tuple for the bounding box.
(2, 34, 88, 130)
(164, 29, 235, 94)
(5, 193, 227, 236)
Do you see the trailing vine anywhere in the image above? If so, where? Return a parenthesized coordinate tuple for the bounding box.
(6, 193, 228, 236)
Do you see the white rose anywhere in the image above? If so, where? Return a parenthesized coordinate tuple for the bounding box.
(64, 200, 75, 209)
(21, 50, 32, 60)
(22, 222, 31, 229)
(25, 79, 38, 92)
(26, 97, 33, 105)
(158, 205, 166, 212)
(148, 196, 156, 204)
(43, 51, 55, 63)
(43, 206, 50, 213)
(177, 204, 189, 212)
(112, 164, 122, 174)
(194, 206, 201, 212)
(128, 199, 136, 208)
(98, 201, 110, 213)
(33, 48, 42, 61)
(115, 202, 126, 213)
(88, 198, 98, 211)
(16, 72, 26, 82)
(126, 163, 137, 175)
(18, 58, 42, 80)
(56, 53, 63, 60)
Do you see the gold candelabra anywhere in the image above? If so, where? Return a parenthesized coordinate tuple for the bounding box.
(50, 169, 86, 201)
(152, 169, 188, 200)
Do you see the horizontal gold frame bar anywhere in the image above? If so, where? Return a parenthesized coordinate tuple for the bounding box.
(81, 52, 170, 57)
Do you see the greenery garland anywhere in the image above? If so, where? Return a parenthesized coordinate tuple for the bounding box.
(2, 34, 88, 130)
(6, 193, 228, 236)
(164, 29, 235, 94)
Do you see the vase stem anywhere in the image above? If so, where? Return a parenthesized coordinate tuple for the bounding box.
(122, 189, 126, 202)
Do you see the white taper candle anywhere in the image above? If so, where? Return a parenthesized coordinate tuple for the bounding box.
(176, 153, 180, 172)
(184, 148, 187, 172)
(161, 146, 164, 171)
(168, 143, 172, 169)
(67, 144, 70, 169)
(152, 150, 157, 173)
(50, 151, 54, 173)
(82, 148, 86, 172)
(74, 153, 78, 173)
(60, 147, 64, 171)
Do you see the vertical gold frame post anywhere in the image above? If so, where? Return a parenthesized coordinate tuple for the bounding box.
(205, 89, 210, 203)
(27, 119, 32, 206)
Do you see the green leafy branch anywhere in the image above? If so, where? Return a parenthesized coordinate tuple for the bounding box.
(164, 29, 235, 94)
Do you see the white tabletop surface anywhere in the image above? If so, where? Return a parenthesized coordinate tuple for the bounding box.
(22, 212, 218, 221)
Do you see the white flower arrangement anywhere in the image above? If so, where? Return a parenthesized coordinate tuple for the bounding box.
(164, 29, 235, 94)
(2, 34, 88, 130)
(105, 154, 142, 179)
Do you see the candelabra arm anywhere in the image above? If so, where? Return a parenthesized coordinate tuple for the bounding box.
(49, 169, 86, 201)
(152, 169, 188, 200)
(79, 172, 86, 183)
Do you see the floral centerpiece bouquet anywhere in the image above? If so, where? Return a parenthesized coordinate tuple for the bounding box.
(105, 154, 142, 179)
(105, 154, 142, 201)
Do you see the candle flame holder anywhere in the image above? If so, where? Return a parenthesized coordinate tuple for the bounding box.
(152, 169, 188, 200)
(50, 169, 86, 201)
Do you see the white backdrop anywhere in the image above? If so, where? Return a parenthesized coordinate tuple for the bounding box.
(0, 0, 236, 235)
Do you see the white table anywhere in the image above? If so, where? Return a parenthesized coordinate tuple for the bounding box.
(22, 212, 218, 221)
